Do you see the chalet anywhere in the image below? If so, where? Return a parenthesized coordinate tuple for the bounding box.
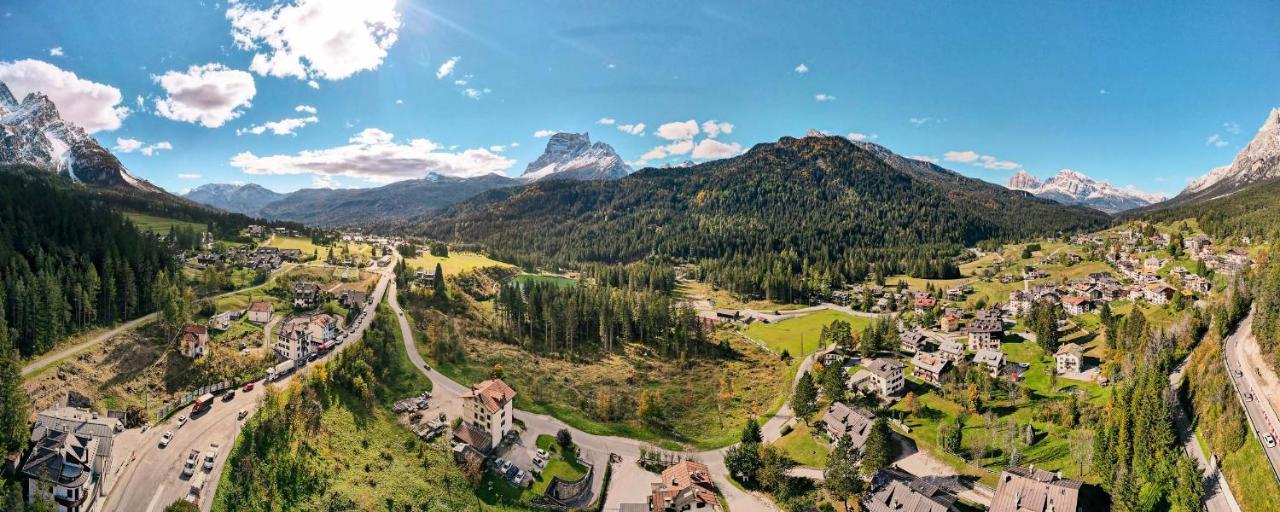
(990, 466, 1086, 512)
(974, 349, 1005, 377)
(647, 461, 721, 512)
(279, 248, 303, 262)
(938, 340, 966, 363)
(913, 296, 937, 313)
(1055, 343, 1085, 374)
(899, 330, 930, 353)
(864, 474, 958, 512)
(1226, 248, 1251, 266)
(176, 324, 208, 358)
(940, 312, 961, 332)
(851, 358, 905, 400)
(1184, 234, 1211, 254)
(1183, 274, 1211, 294)
(1006, 291, 1032, 317)
(1143, 284, 1175, 305)
(1143, 256, 1163, 272)
(23, 407, 122, 512)
(910, 352, 949, 386)
(822, 402, 876, 450)
(210, 311, 233, 331)
(461, 379, 518, 444)
(247, 301, 274, 324)
(339, 290, 367, 309)
(966, 318, 1004, 352)
(276, 314, 338, 360)
(292, 282, 323, 309)
(1061, 295, 1093, 316)
(452, 422, 492, 457)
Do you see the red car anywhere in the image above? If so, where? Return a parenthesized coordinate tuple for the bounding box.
(241, 382, 255, 392)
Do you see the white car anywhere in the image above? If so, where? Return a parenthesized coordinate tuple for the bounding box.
(182, 451, 199, 477)
(204, 449, 218, 470)
(536, 449, 549, 460)
(159, 431, 174, 448)
(1265, 433, 1277, 448)
(177, 415, 188, 426)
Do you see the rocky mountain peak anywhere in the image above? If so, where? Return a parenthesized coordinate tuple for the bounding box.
(1007, 168, 1162, 213)
(520, 131, 630, 182)
(1007, 170, 1041, 190)
(1183, 107, 1280, 197)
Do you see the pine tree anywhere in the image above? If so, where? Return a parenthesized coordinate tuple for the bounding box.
(824, 434, 863, 510)
(0, 296, 29, 454)
(432, 262, 447, 298)
(861, 418, 897, 475)
(791, 371, 818, 423)
(741, 418, 763, 444)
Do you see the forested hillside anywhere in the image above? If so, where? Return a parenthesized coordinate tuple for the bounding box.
(422, 135, 1110, 301)
(1140, 179, 1280, 241)
(0, 166, 177, 356)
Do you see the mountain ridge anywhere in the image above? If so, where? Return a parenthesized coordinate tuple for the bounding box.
(519, 132, 630, 181)
(1006, 169, 1164, 213)
(1171, 107, 1280, 205)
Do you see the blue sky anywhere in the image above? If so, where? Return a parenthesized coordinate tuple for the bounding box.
(2, 0, 1277, 196)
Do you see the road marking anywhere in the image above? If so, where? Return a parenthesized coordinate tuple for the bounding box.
(144, 484, 167, 512)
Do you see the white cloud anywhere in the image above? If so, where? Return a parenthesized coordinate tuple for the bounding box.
(656, 119, 699, 141)
(847, 132, 878, 141)
(48, 47, 64, 57)
(692, 139, 742, 160)
(909, 117, 940, 127)
(227, 0, 401, 81)
(510, 142, 519, 147)
(1098, 89, 1108, 95)
(1224, 122, 1241, 135)
(295, 104, 317, 114)
(453, 79, 467, 86)
(236, 115, 318, 136)
(943, 150, 1021, 170)
(436, 56, 460, 80)
(489, 145, 505, 152)
(153, 63, 256, 128)
(394, 99, 403, 105)
(134, 95, 145, 109)
(1205, 134, 1228, 148)
(307, 80, 320, 89)
(462, 87, 490, 99)
(229, 128, 515, 181)
(701, 120, 734, 138)
(794, 63, 809, 74)
(617, 123, 646, 136)
(597, 117, 616, 126)
(177, 173, 202, 180)
(533, 129, 558, 138)
(0, 59, 130, 133)
(114, 137, 171, 156)
(907, 155, 939, 164)
(814, 93, 836, 102)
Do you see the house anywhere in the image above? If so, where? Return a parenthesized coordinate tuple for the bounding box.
(822, 402, 877, 450)
(911, 352, 950, 386)
(461, 379, 517, 445)
(1225, 248, 1251, 266)
(940, 312, 961, 332)
(966, 318, 1004, 352)
(292, 283, 323, 309)
(209, 311, 233, 331)
(1062, 295, 1093, 316)
(1007, 290, 1032, 317)
(864, 474, 958, 512)
(913, 296, 937, 313)
(23, 407, 122, 512)
(1143, 284, 1175, 305)
(974, 349, 1006, 377)
(1143, 256, 1163, 272)
(451, 422, 493, 455)
(1183, 274, 1211, 294)
(990, 466, 1086, 512)
(938, 340, 966, 363)
(1055, 343, 1085, 374)
(899, 330, 930, 353)
(176, 324, 208, 358)
(1184, 235, 1212, 254)
(647, 460, 721, 512)
(851, 358, 905, 400)
(339, 290, 367, 310)
(275, 314, 338, 361)
(247, 301, 274, 324)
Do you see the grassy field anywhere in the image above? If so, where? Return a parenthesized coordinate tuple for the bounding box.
(774, 421, 829, 468)
(476, 434, 589, 506)
(407, 251, 513, 276)
(742, 310, 874, 358)
(1219, 431, 1280, 512)
(264, 235, 328, 256)
(125, 211, 207, 235)
(677, 279, 805, 312)
(513, 273, 578, 287)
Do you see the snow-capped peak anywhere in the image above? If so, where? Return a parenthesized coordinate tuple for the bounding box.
(519, 132, 630, 182)
(1182, 107, 1280, 197)
(1008, 168, 1164, 213)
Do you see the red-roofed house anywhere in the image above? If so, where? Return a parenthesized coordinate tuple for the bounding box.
(461, 379, 517, 444)
(648, 460, 721, 511)
(177, 324, 208, 358)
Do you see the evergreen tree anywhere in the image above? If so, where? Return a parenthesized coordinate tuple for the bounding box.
(0, 295, 29, 454)
(791, 371, 818, 423)
(861, 418, 897, 476)
(741, 418, 763, 444)
(824, 434, 864, 511)
(432, 262, 447, 298)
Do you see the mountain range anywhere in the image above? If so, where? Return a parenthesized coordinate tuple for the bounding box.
(0, 80, 162, 194)
(1006, 169, 1165, 213)
(1168, 108, 1280, 206)
(518, 132, 630, 181)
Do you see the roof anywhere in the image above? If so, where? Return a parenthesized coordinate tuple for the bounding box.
(249, 301, 273, 312)
(910, 352, 949, 374)
(900, 330, 929, 346)
(990, 466, 1083, 512)
(974, 349, 1005, 366)
(823, 402, 877, 449)
(1055, 343, 1085, 357)
(865, 477, 957, 512)
(462, 379, 517, 414)
(180, 324, 208, 335)
(939, 340, 964, 355)
(966, 317, 1003, 334)
(452, 422, 492, 452)
(866, 358, 904, 379)
(21, 430, 97, 488)
(652, 461, 719, 511)
(1062, 295, 1089, 306)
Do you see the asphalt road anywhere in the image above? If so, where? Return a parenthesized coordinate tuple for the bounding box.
(101, 262, 393, 512)
(1223, 309, 1280, 486)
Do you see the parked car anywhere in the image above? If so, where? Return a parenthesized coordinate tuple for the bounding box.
(160, 431, 174, 448)
(242, 382, 255, 392)
(532, 456, 546, 468)
(498, 459, 512, 473)
(1266, 432, 1277, 448)
(204, 449, 218, 470)
(177, 415, 188, 426)
(513, 469, 526, 484)
(183, 450, 199, 477)
(536, 449, 549, 460)
(222, 390, 236, 402)
(238, 409, 248, 420)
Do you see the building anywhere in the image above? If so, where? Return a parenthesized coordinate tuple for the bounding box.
(966, 317, 1004, 352)
(938, 340, 966, 363)
(647, 461, 721, 512)
(853, 358, 905, 399)
(339, 290, 367, 309)
(292, 282, 323, 309)
(990, 466, 1086, 512)
(461, 379, 518, 445)
(822, 402, 876, 450)
(209, 311, 233, 331)
(1143, 284, 1175, 305)
(974, 349, 1006, 377)
(911, 352, 949, 386)
(275, 314, 338, 361)
(1061, 295, 1093, 316)
(864, 475, 957, 512)
(1143, 256, 1163, 272)
(247, 301, 273, 324)
(940, 312, 961, 332)
(1055, 343, 1085, 374)
(23, 407, 122, 512)
(176, 324, 208, 358)
(899, 330, 930, 353)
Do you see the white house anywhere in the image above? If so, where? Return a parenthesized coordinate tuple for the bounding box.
(248, 301, 274, 324)
(176, 324, 208, 358)
(461, 379, 518, 444)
